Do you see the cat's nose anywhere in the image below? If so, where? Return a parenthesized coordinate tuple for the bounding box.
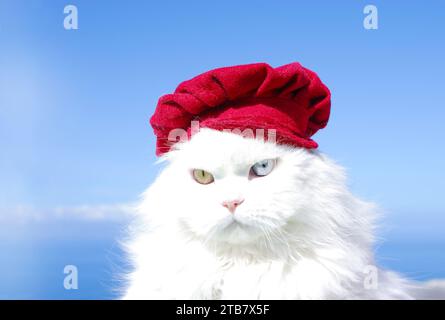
(221, 198, 244, 214)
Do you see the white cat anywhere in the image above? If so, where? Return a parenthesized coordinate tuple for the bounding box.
(122, 128, 444, 299)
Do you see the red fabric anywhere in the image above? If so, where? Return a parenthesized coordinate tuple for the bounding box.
(150, 62, 331, 156)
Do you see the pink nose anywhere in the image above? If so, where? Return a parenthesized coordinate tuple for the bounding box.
(222, 198, 244, 213)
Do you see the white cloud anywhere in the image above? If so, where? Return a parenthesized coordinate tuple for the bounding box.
(53, 203, 135, 221)
(0, 203, 135, 224)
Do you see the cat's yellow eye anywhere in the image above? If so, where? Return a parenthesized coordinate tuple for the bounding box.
(192, 169, 214, 185)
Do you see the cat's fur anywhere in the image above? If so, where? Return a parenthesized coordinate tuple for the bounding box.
(122, 129, 443, 299)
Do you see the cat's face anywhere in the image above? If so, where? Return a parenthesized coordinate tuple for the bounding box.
(150, 128, 325, 246)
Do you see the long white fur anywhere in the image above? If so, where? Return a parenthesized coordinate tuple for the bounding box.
(122, 129, 439, 299)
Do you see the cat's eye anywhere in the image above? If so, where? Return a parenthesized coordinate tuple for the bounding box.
(192, 169, 214, 185)
(251, 159, 276, 177)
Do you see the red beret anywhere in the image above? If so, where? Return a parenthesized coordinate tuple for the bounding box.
(150, 62, 331, 156)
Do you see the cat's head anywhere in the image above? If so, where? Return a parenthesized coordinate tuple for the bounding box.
(142, 128, 372, 252)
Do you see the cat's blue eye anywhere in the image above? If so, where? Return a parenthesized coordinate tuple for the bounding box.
(251, 159, 276, 177)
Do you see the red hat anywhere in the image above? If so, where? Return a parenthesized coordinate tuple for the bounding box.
(150, 62, 331, 156)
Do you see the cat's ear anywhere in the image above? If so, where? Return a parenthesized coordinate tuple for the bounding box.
(155, 149, 180, 165)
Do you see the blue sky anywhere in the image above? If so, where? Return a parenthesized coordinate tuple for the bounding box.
(0, 0, 444, 299)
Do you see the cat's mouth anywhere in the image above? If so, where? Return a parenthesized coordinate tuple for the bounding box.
(209, 214, 268, 244)
(220, 215, 242, 229)
(218, 214, 256, 233)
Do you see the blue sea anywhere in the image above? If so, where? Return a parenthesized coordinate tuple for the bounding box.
(1, 216, 444, 300)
